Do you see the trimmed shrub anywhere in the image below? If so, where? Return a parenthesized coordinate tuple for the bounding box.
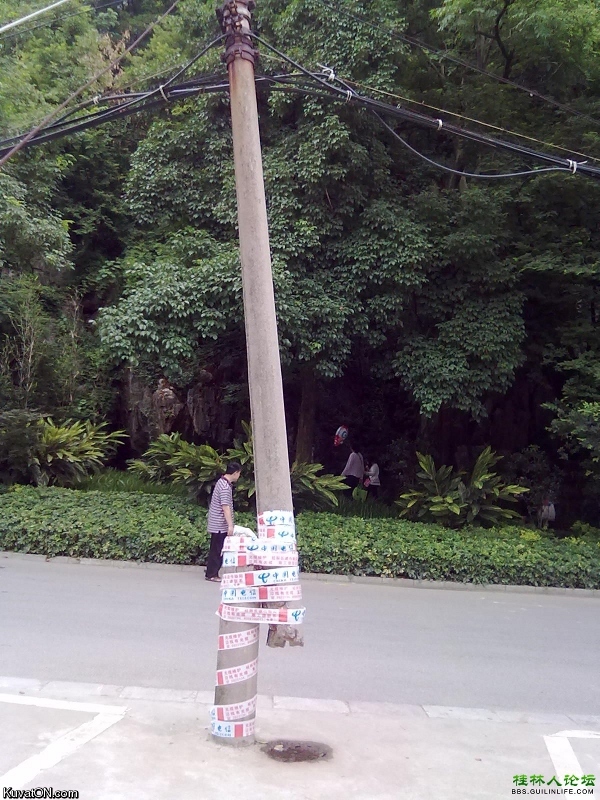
(296, 514, 600, 589)
(1, 488, 599, 589)
(0, 487, 207, 563)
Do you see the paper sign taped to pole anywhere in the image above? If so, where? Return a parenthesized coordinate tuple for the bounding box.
(221, 567, 299, 588)
(257, 510, 295, 527)
(221, 535, 261, 551)
(216, 658, 258, 686)
(211, 695, 257, 721)
(221, 584, 302, 604)
(211, 719, 255, 739)
(222, 539, 297, 554)
(217, 604, 306, 625)
(257, 510, 296, 540)
(218, 627, 259, 651)
(222, 551, 299, 568)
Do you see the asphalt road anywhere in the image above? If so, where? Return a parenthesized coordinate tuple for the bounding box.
(1, 555, 599, 715)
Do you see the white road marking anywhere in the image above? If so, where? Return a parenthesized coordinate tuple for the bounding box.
(0, 694, 126, 790)
(544, 730, 599, 799)
(0, 692, 125, 715)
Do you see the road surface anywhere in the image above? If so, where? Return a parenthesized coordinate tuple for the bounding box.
(1, 554, 598, 714)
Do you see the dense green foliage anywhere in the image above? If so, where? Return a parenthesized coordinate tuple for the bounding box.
(1, 0, 600, 528)
(1, 487, 599, 588)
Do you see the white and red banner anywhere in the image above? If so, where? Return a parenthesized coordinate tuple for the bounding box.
(221, 584, 302, 604)
(222, 538, 297, 554)
(257, 510, 296, 541)
(222, 550, 299, 568)
(221, 567, 299, 589)
(211, 719, 255, 739)
(221, 535, 260, 551)
(215, 658, 258, 686)
(211, 695, 257, 721)
(217, 604, 306, 625)
(217, 626, 259, 651)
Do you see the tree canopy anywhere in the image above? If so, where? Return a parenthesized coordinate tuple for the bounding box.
(1, 0, 600, 520)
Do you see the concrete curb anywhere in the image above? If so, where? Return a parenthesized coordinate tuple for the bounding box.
(2, 550, 599, 597)
(1, 675, 598, 727)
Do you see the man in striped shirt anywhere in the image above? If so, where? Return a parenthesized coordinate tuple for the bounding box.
(205, 461, 242, 582)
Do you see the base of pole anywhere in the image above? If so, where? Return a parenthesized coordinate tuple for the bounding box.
(211, 733, 256, 747)
(210, 716, 256, 745)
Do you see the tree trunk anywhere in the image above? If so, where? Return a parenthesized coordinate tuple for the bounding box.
(295, 365, 317, 464)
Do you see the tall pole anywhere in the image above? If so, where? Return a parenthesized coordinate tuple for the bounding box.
(210, 0, 304, 747)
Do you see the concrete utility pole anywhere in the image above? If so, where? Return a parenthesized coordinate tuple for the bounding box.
(211, 0, 303, 747)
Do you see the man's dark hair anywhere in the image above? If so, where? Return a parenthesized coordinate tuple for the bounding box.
(225, 461, 242, 475)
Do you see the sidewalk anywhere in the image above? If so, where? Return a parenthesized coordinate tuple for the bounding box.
(1, 677, 598, 800)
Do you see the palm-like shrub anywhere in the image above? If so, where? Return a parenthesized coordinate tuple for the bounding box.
(291, 461, 347, 509)
(129, 423, 346, 508)
(397, 448, 528, 528)
(458, 447, 529, 525)
(35, 419, 125, 486)
(0, 412, 125, 487)
(128, 433, 225, 501)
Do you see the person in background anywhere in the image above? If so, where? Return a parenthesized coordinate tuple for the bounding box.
(205, 461, 242, 582)
(341, 442, 364, 496)
(537, 497, 556, 530)
(364, 457, 381, 499)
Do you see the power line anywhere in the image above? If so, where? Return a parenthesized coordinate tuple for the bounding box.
(0, 0, 74, 34)
(312, 0, 600, 128)
(372, 112, 576, 180)
(337, 78, 600, 166)
(0, 0, 123, 42)
(248, 36, 600, 180)
(0, 0, 182, 168)
(0, 72, 339, 155)
(2, 35, 600, 182)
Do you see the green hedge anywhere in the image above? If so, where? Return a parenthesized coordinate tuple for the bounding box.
(0, 487, 208, 563)
(1, 487, 599, 589)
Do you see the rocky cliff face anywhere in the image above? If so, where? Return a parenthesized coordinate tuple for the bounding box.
(121, 369, 236, 454)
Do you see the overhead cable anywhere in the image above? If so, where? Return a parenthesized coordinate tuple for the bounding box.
(0, 0, 123, 41)
(340, 78, 600, 165)
(372, 112, 579, 180)
(0, 0, 182, 168)
(3, 36, 600, 182)
(313, 0, 600, 128)
(0, 0, 74, 34)
(246, 36, 600, 180)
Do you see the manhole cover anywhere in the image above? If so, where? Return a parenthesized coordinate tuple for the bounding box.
(261, 739, 333, 763)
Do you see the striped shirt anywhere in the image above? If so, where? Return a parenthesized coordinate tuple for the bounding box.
(207, 476, 234, 533)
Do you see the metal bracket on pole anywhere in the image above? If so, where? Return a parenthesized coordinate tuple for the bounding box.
(216, 0, 260, 66)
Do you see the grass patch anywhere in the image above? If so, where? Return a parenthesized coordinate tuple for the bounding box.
(75, 469, 189, 496)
